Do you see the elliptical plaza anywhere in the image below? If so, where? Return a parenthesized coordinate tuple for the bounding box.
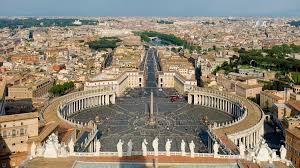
(27, 48, 290, 167)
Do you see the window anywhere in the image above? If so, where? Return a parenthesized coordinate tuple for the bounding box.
(20, 128, 25, 136)
(12, 129, 16, 137)
(2, 131, 7, 138)
(12, 143, 15, 146)
(21, 122, 23, 126)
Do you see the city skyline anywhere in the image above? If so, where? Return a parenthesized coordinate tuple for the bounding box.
(1, 0, 300, 17)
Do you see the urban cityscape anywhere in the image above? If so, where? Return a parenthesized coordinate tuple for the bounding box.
(1, 1, 300, 168)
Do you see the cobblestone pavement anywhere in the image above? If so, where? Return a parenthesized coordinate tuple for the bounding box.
(71, 88, 234, 153)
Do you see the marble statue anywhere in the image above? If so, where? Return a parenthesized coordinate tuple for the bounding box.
(30, 141, 36, 157)
(213, 142, 219, 157)
(256, 139, 272, 162)
(152, 137, 159, 156)
(36, 144, 45, 157)
(95, 140, 101, 156)
(142, 139, 148, 156)
(60, 144, 68, 157)
(189, 140, 195, 158)
(181, 140, 186, 156)
(280, 145, 287, 160)
(117, 139, 124, 157)
(68, 138, 75, 155)
(44, 133, 59, 158)
(239, 143, 245, 158)
(127, 139, 133, 156)
(271, 150, 277, 160)
(165, 139, 172, 156)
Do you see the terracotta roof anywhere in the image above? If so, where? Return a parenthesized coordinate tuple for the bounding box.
(288, 100, 300, 112)
(236, 82, 262, 89)
(0, 112, 38, 123)
(219, 135, 238, 152)
(286, 127, 300, 140)
(262, 90, 283, 101)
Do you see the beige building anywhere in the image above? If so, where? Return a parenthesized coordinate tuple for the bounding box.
(273, 103, 292, 120)
(158, 71, 197, 95)
(0, 112, 39, 167)
(8, 78, 54, 99)
(286, 127, 300, 168)
(84, 70, 144, 96)
(158, 49, 195, 80)
(235, 79, 262, 98)
(260, 90, 287, 110)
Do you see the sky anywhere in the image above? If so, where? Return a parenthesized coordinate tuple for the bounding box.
(1, 0, 300, 17)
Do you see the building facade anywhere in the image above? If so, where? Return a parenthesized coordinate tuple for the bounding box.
(8, 79, 54, 99)
(0, 112, 39, 167)
(286, 127, 300, 168)
(84, 71, 144, 96)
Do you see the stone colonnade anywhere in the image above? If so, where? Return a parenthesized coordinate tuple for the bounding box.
(57, 91, 116, 127)
(188, 91, 264, 149)
(61, 93, 115, 118)
(188, 93, 244, 118)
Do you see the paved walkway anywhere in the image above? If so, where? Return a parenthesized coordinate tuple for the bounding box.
(25, 156, 239, 168)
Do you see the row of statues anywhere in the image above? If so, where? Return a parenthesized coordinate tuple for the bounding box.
(117, 138, 196, 157)
(33, 133, 288, 165)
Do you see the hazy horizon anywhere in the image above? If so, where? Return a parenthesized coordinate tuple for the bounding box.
(1, 0, 300, 17)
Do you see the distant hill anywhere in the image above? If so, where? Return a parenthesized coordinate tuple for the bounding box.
(0, 18, 98, 29)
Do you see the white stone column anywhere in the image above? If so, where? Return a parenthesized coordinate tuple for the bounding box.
(246, 136, 249, 148)
(98, 96, 101, 105)
(105, 95, 110, 105)
(194, 94, 198, 105)
(111, 94, 116, 104)
(188, 94, 192, 104)
(255, 131, 258, 146)
(68, 103, 71, 114)
(102, 95, 105, 105)
(249, 133, 253, 148)
(199, 95, 202, 105)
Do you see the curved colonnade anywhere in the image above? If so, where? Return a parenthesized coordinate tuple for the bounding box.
(188, 88, 265, 150)
(57, 89, 116, 127)
(53, 87, 264, 152)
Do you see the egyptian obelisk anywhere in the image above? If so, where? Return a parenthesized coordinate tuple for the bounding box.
(149, 91, 155, 125)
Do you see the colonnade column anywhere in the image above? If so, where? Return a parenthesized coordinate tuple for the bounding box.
(111, 94, 116, 104)
(188, 94, 192, 104)
(105, 94, 110, 105)
(102, 95, 105, 105)
(194, 94, 198, 105)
